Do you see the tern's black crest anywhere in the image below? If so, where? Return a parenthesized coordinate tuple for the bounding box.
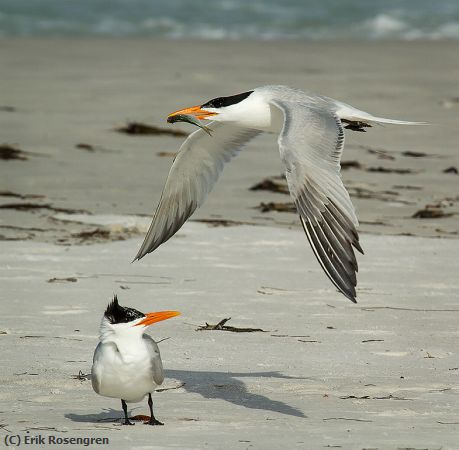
(104, 295, 144, 324)
(201, 90, 253, 109)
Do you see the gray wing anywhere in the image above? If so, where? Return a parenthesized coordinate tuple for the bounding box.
(134, 122, 259, 261)
(91, 342, 103, 394)
(143, 334, 164, 386)
(271, 99, 363, 302)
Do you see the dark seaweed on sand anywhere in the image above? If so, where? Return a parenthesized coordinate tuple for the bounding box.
(256, 202, 296, 213)
(367, 166, 417, 174)
(0, 203, 88, 214)
(250, 177, 289, 195)
(115, 122, 188, 137)
(412, 208, 454, 219)
(0, 191, 45, 199)
(0, 144, 28, 161)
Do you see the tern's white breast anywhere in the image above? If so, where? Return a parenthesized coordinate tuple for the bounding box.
(92, 339, 158, 403)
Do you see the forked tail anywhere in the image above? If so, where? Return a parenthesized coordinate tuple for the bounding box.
(335, 101, 427, 126)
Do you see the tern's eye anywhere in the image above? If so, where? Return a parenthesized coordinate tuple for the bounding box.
(123, 308, 145, 323)
(201, 91, 253, 109)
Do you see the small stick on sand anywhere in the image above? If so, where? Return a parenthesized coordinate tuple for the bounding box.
(196, 318, 266, 333)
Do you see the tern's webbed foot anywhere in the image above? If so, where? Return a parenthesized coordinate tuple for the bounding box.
(145, 418, 164, 426)
(122, 419, 135, 426)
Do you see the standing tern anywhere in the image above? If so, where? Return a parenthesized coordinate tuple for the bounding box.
(91, 295, 180, 425)
(134, 85, 423, 302)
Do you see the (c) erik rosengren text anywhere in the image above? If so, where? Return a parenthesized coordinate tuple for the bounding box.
(4, 434, 109, 447)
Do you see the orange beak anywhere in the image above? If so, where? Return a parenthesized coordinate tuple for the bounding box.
(167, 105, 217, 121)
(134, 310, 181, 327)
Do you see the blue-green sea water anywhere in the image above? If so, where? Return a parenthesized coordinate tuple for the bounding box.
(0, 0, 458, 39)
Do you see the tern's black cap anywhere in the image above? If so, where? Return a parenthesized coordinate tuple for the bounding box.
(104, 295, 145, 324)
(201, 90, 253, 109)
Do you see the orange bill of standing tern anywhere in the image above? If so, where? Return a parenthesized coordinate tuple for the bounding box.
(135, 310, 181, 327)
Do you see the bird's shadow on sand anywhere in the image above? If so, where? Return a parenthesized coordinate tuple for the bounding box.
(66, 408, 124, 424)
(66, 369, 307, 423)
(166, 369, 307, 418)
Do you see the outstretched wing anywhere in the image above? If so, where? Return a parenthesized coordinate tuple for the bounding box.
(271, 100, 363, 302)
(134, 123, 259, 261)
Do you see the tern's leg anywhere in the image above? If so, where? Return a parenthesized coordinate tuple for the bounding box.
(145, 393, 163, 426)
(121, 399, 134, 425)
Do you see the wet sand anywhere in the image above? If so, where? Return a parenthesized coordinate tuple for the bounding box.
(0, 38, 458, 449)
(0, 39, 458, 243)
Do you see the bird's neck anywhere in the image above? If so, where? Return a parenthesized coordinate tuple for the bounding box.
(115, 333, 148, 361)
(99, 321, 145, 349)
(218, 93, 283, 133)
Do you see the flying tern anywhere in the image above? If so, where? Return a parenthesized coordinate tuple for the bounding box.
(91, 295, 180, 425)
(134, 85, 423, 302)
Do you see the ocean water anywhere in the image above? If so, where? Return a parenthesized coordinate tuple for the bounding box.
(0, 0, 458, 40)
